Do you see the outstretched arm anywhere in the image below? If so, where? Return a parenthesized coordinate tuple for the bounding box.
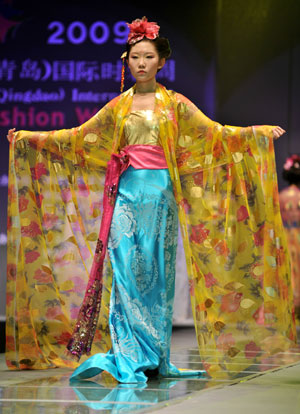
(6, 100, 117, 167)
(175, 92, 285, 141)
(174, 92, 286, 172)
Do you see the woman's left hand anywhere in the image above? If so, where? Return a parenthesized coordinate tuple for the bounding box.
(272, 126, 286, 140)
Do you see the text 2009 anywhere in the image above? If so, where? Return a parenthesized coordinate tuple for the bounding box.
(47, 21, 129, 45)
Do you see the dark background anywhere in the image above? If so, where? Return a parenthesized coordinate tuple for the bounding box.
(0, 0, 299, 350)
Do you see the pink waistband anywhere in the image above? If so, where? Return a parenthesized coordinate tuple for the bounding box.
(120, 145, 168, 169)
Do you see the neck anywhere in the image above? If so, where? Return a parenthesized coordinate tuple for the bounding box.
(135, 79, 156, 94)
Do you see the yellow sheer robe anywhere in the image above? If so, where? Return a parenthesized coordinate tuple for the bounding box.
(6, 83, 296, 377)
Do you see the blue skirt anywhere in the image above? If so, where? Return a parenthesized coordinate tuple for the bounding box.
(70, 167, 204, 383)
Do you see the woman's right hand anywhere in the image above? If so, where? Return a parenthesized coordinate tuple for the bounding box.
(7, 128, 16, 143)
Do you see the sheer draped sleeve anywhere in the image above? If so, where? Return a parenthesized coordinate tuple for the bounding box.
(165, 91, 295, 378)
(13, 101, 116, 168)
(174, 93, 275, 173)
(6, 100, 117, 369)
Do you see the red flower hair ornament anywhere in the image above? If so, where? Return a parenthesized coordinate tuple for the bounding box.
(127, 16, 160, 45)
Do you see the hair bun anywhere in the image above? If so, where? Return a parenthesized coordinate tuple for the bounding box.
(154, 37, 172, 59)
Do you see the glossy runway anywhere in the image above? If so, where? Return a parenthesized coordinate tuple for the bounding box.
(1, 328, 300, 414)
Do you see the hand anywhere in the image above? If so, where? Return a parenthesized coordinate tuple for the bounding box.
(272, 126, 285, 140)
(7, 128, 16, 143)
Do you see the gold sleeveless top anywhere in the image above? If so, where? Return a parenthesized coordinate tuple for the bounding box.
(124, 110, 161, 146)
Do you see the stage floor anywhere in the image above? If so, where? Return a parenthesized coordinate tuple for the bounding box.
(1, 328, 300, 414)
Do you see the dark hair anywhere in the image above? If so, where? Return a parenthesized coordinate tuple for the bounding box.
(282, 166, 300, 185)
(282, 155, 300, 185)
(125, 37, 172, 60)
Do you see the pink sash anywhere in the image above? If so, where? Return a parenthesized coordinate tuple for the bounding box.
(67, 145, 167, 359)
(122, 145, 168, 169)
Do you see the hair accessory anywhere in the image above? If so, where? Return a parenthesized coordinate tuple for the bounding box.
(120, 53, 126, 93)
(284, 154, 300, 171)
(127, 16, 160, 45)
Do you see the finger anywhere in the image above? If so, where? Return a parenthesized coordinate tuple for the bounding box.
(7, 128, 15, 136)
(277, 126, 286, 133)
(273, 127, 284, 139)
(7, 129, 16, 142)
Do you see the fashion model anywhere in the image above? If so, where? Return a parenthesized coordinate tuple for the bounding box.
(6, 17, 295, 383)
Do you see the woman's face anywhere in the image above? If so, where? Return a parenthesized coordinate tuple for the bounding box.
(127, 40, 165, 83)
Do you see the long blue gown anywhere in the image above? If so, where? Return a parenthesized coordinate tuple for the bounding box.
(70, 110, 205, 383)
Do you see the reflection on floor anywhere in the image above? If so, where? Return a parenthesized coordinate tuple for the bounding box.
(1, 328, 300, 414)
